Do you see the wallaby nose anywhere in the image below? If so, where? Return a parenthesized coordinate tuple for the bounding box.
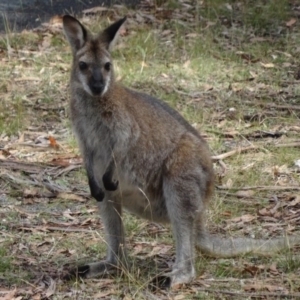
(90, 68, 104, 95)
(91, 81, 104, 95)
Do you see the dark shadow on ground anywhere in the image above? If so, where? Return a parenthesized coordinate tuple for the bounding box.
(0, 0, 139, 33)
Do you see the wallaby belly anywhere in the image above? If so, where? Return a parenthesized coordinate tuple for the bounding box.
(116, 184, 169, 223)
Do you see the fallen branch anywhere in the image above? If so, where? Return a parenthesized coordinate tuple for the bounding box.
(217, 185, 300, 191)
(217, 159, 228, 175)
(195, 287, 300, 299)
(260, 102, 300, 111)
(212, 146, 260, 161)
(0, 159, 81, 177)
(212, 142, 300, 161)
(0, 159, 49, 174)
(17, 225, 96, 233)
(53, 164, 82, 178)
(273, 142, 300, 148)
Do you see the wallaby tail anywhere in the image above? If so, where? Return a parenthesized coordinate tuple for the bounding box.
(197, 231, 300, 258)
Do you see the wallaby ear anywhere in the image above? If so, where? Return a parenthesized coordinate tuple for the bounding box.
(63, 15, 88, 53)
(100, 17, 127, 51)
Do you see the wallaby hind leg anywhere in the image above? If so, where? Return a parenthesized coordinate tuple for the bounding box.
(162, 178, 201, 287)
(67, 192, 127, 279)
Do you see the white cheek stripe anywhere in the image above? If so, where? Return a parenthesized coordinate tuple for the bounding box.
(101, 74, 111, 97)
(79, 72, 93, 96)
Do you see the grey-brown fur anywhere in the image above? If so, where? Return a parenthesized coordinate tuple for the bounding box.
(63, 15, 299, 287)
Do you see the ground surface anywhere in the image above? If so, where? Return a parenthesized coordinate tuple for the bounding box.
(0, 0, 300, 299)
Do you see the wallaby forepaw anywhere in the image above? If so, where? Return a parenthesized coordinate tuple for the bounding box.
(103, 178, 119, 191)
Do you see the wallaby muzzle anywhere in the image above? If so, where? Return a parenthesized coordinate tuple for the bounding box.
(90, 68, 104, 95)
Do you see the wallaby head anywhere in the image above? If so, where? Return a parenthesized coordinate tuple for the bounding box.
(63, 15, 126, 97)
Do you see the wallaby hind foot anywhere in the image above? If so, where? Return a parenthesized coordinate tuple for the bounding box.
(149, 269, 195, 290)
(64, 260, 128, 281)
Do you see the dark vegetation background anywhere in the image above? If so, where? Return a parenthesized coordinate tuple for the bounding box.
(0, 0, 139, 32)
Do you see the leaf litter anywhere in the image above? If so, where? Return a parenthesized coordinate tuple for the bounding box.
(0, 0, 300, 299)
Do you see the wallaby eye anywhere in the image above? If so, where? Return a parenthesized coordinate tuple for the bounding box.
(104, 62, 111, 71)
(79, 61, 88, 71)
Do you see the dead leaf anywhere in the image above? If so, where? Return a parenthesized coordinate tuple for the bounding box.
(119, 26, 127, 37)
(229, 83, 242, 92)
(186, 33, 199, 38)
(0, 289, 17, 300)
(260, 62, 275, 68)
(225, 178, 233, 188)
(249, 71, 258, 78)
(288, 195, 300, 207)
(45, 277, 56, 298)
(268, 263, 279, 275)
(146, 244, 172, 257)
(183, 60, 190, 68)
(48, 136, 59, 149)
(23, 188, 40, 197)
(171, 282, 186, 290)
(243, 263, 264, 276)
(221, 211, 232, 217)
(236, 51, 259, 63)
(63, 209, 76, 220)
(50, 155, 81, 167)
(235, 190, 255, 198)
(230, 214, 256, 223)
(140, 61, 148, 68)
(286, 18, 297, 27)
(244, 283, 286, 292)
(82, 6, 110, 14)
(258, 207, 271, 216)
(31, 294, 41, 300)
(40, 35, 52, 52)
(57, 192, 86, 202)
(174, 295, 186, 300)
(14, 77, 41, 82)
(250, 37, 269, 43)
(49, 15, 63, 27)
(132, 244, 145, 255)
(203, 84, 213, 91)
(93, 290, 115, 298)
(162, 29, 172, 36)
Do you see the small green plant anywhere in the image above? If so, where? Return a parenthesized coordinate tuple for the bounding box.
(0, 246, 12, 273)
(278, 249, 300, 273)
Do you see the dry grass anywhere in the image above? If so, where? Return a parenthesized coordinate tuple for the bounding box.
(0, 0, 300, 299)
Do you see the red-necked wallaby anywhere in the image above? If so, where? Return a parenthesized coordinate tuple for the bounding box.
(63, 15, 299, 288)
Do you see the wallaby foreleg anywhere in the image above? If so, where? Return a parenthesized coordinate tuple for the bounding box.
(84, 155, 105, 202)
(66, 192, 127, 280)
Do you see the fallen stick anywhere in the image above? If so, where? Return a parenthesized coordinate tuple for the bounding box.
(217, 185, 300, 191)
(259, 102, 300, 111)
(212, 146, 260, 161)
(195, 287, 300, 299)
(212, 142, 300, 161)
